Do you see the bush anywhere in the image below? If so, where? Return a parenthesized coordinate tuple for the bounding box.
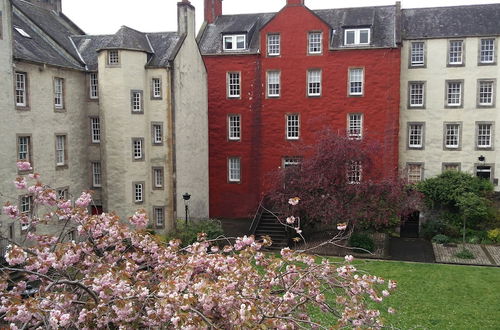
(349, 232, 375, 253)
(166, 219, 224, 246)
(432, 234, 450, 244)
(455, 249, 475, 259)
(487, 228, 500, 243)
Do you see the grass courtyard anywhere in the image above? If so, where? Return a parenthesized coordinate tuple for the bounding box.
(312, 259, 500, 329)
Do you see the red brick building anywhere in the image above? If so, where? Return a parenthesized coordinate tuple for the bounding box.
(199, 0, 402, 219)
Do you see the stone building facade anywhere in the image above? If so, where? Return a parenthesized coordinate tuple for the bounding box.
(400, 4, 500, 190)
(0, 0, 208, 248)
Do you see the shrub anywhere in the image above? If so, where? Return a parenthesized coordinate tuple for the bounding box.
(432, 234, 450, 244)
(455, 249, 475, 259)
(165, 219, 224, 247)
(487, 228, 500, 243)
(349, 232, 375, 253)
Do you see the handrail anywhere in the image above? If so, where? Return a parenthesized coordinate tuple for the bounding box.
(249, 198, 265, 235)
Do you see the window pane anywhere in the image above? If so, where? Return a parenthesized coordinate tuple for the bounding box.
(445, 124, 460, 148)
(268, 34, 280, 55)
(267, 71, 280, 96)
(480, 39, 495, 63)
(345, 31, 355, 45)
(349, 68, 363, 95)
(228, 72, 240, 97)
(287, 114, 300, 139)
(308, 70, 321, 96)
(308, 32, 322, 53)
(359, 30, 369, 44)
(447, 82, 462, 106)
(228, 115, 241, 140)
(348, 114, 362, 139)
(409, 82, 424, 107)
(449, 40, 463, 64)
(479, 81, 494, 105)
(411, 42, 424, 66)
(409, 124, 423, 148)
(229, 158, 240, 182)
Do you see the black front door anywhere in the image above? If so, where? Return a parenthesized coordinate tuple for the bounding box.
(476, 166, 492, 180)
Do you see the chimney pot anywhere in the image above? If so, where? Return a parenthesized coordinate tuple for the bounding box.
(286, 0, 304, 6)
(204, 0, 223, 24)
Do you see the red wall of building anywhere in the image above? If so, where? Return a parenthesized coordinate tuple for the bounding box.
(205, 5, 401, 219)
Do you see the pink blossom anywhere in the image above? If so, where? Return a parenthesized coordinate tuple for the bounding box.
(3, 204, 19, 219)
(345, 255, 354, 262)
(16, 161, 32, 171)
(286, 216, 296, 224)
(28, 172, 41, 180)
(14, 177, 27, 189)
(337, 222, 347, 231)
(129, 210, 148, 229)
(75, 192, 92, 208)
(382, 290, 390, 297)
(288, 197, 300, 206)
(5, 245, 27, 266)
(388, 307, 396, 314)
(294, 227, 302, 234)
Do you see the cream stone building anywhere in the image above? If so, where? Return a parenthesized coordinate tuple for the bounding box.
(0, 0, 208, 250)
(400, 4, 500, 191)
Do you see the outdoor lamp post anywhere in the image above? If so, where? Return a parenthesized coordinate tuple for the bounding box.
(183, 193, 191, 225)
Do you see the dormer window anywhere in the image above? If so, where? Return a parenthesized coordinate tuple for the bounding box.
(344, 28, 370, 46)
(223, 35, 246, 51)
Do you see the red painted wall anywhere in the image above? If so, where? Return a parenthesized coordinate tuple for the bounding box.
(205, 5, 401, 219)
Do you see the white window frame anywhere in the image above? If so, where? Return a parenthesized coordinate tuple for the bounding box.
(153, 168, 163, 189)
(478, 80, 494, 106)
(344, 28, 370, 46)
(445, 123, 460, 149)
(89, 73, 98, 99)
(134, 183, 144, 203)
(347, 114, 363, 140)
(480, 38, 495, 64)
(131, 91, 142, 113)
(283, 157, 301, 168)
(108, 50, 119, 65)
(154, 207, 165, 228)
(227, 72, 241, 98)
(223, 34, 246, 51)
(477, 123, 493, 149)
(448, 40, 464, 65)
(132, 138, 144, 160)
(92, 162, 101, 187)
(20, 195, 32, 214)
(286, 114, 300, 140)
(228, 157, 241, 182)
(55, 135, 66, 166)
(308, 32, 322, 54)
(446, 81, 462, 107)
(267, 34, 280, 56)
(349, 68, 364, 96)
(152, 78, 162, 99)
(409, 82, 425, 108)
(18, 136, 31, 163)
(307, 69, 321, 96)
(347, 161, 362, 184)
(15, 72, 27, 107)
(408, 123, 424, 149)
(57, 188, 69, 200)
(228, 114, 241, 141)
(152, 124, 163, 145)
(54, 77, 64, 109)
(90, 117, 100, 143)
(410, 42, 425, 67)
(407, 163, 423, 184)
(267, 71, 280, 97)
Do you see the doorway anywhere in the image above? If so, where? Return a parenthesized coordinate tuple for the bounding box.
(400, 211, 420, 238)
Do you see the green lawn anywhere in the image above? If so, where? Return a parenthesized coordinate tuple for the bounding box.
(313, 259, 500, 329)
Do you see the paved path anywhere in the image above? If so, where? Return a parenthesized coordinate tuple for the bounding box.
(433, 243, 500, 266)
(389, 237, 435, 263)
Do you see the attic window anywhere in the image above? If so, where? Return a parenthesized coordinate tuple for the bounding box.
(223, 34, 246, 51)
(15, 27, 31, 38)
(344, 28, 370, 46)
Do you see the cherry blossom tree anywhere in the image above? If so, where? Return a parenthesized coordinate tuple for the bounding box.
(1, 162, 397, 328)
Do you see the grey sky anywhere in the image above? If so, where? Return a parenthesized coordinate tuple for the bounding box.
(63, 0, 500, 35)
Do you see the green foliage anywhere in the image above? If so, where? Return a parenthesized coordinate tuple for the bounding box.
(349, 232, 375, 253)
(165, 219, 224, 247)
(454, 248, 475, 259)
(487, 228, 500, 243)
(421, 217, 460, 240)
(416, 171, 493, 210)
(432, 234, 450, 244)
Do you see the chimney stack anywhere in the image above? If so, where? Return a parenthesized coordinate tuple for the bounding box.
(204, 0, 222, 24)
(286, 0, 304, 6)
(178, 0, 196, 37)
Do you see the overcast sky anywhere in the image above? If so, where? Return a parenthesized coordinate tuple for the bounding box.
(63, 0, 500, 35)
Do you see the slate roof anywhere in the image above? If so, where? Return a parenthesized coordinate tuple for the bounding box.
(100, 26, 154, 53)
(315, 6, 397, 49)
(199, 13, 275, 54)
(12, 0, 85, 66)
(198, 5, 398, 55)
(12, 8, 84, 69)
(403, 4, 500, 39)
(72, 31, 181, 70)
